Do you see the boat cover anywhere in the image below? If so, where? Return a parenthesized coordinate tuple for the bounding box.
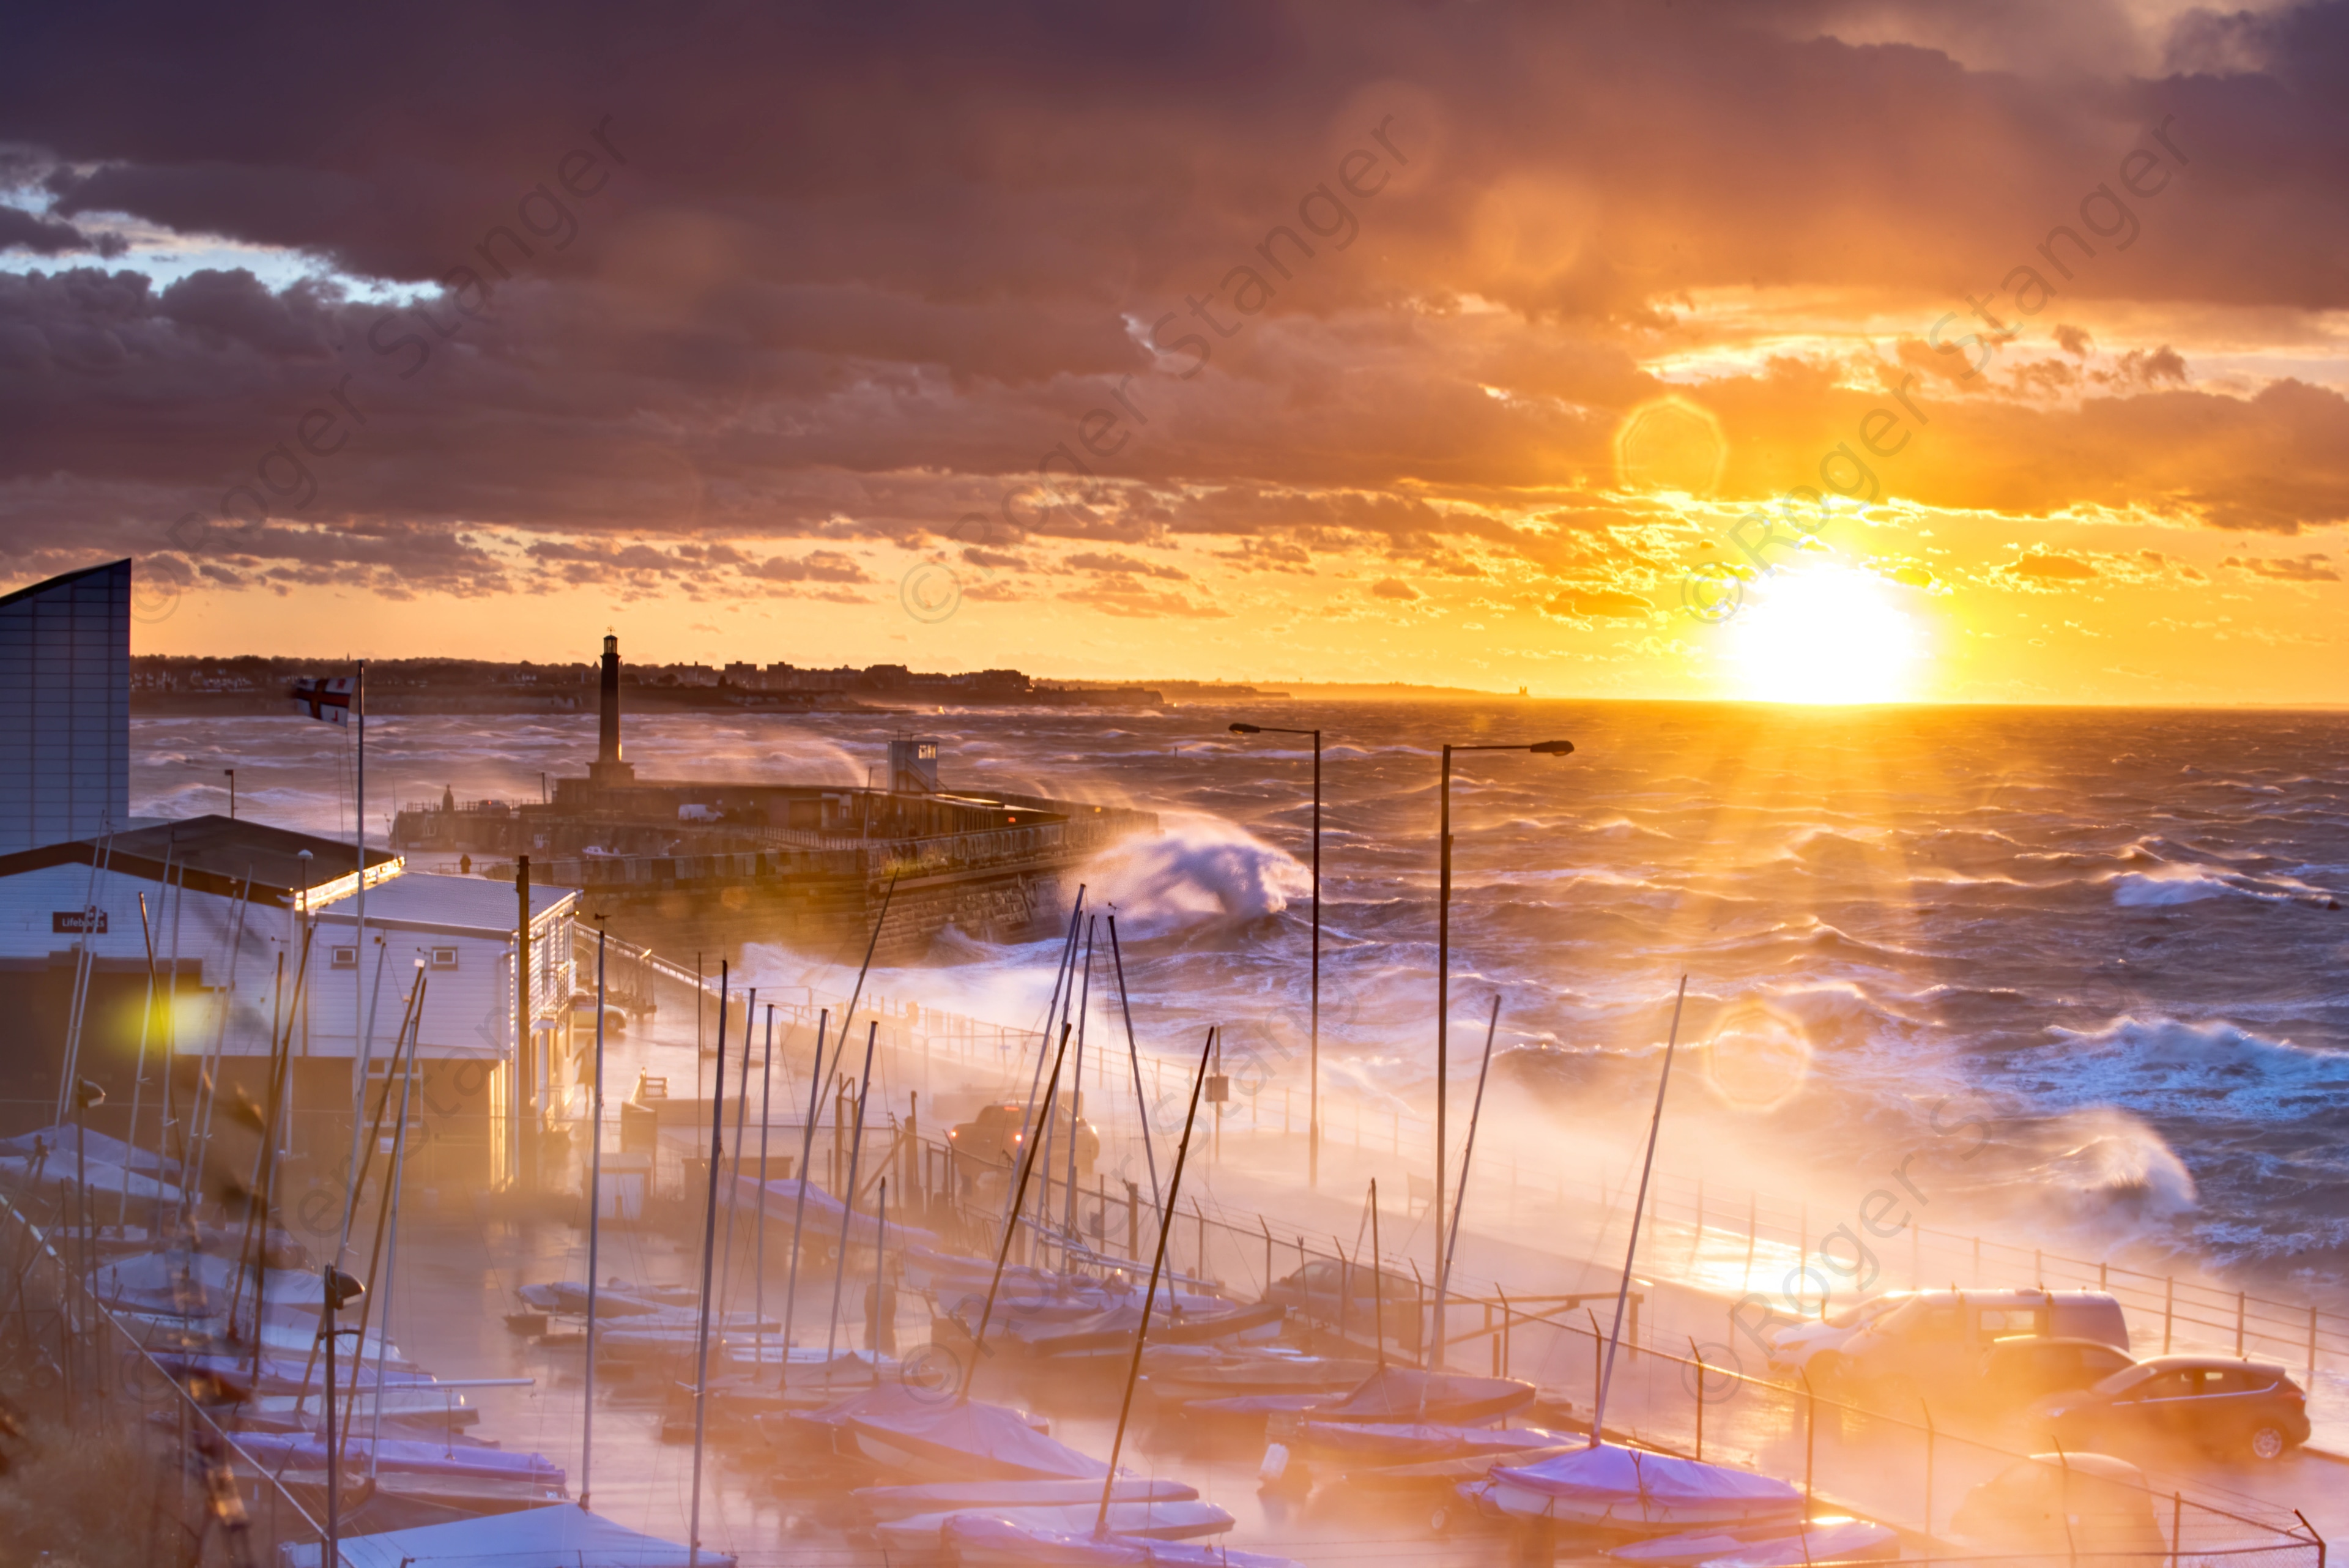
(1473, 1443, 1803, 1528)
(1291, 1421, 1569, 1463)
(1010, 1299, 1283, 1354)
(1697, 1519, 1897, 1567)
(877, 1498, 1234, 1549)
(276, 1503, 724, 1567)
(792, 1384, 1106, 1481)
(1195, 1365, 1532, 1424)
(855, 1477, 1198, 1520)
(736, 1176, 939, 1251)
(942, 1514, 1302, 1567)
(0, 1125, 180, 1178)
(236, 1432, 565, 1487)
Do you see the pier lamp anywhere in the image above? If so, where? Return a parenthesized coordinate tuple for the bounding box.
(1432, 738, 1574, 1367)
(1226, 721, 1324, 1189)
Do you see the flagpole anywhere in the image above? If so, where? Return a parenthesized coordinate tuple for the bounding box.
(354, 661, 366, 1083)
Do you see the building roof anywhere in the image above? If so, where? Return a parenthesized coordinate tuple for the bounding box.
(310, 870, 574, 937)
(0, 557, 130, 610)
(0, 814, 399, 902)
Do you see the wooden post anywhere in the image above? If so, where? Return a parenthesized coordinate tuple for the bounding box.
(2236, 1290, 2246, 1356)
(1690, 1338, 1704, 1460)
(2164, 1276, 2174, 1353)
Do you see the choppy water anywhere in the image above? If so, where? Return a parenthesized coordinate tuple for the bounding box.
(134, 702, 2349, 1278)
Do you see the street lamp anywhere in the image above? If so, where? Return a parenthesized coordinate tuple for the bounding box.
(1227, 721, 1324, 1189)
(1433, 738, 1573, 1369)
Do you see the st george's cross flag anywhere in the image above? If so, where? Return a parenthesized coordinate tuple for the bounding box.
(289, 675, 357, 724)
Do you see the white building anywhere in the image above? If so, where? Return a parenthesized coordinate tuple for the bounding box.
(0, 814, 575, 1191)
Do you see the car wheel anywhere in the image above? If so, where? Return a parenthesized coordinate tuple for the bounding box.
(2247, 1425, 2288, 1462)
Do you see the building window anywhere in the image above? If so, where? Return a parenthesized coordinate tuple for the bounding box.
(430, 946, 459, 970)
(330, 946, 358, 969)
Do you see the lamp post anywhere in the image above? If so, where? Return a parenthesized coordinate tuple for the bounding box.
(317, 1265, 366, 1568)
(1227, 721, 1323, 1189)
(1432, 737, 1573, 1369)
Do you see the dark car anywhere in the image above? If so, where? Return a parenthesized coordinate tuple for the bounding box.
(1978, 1335, 2139, 1410)
(2035, 1355, 2311, 1462)
(1264, 1258, 1423, 1352)
(947, 1094, 1099, 1182)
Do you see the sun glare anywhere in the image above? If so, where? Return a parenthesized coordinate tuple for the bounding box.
(1723, 565, 1923, 704)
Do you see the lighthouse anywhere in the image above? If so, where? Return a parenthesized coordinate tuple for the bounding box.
(588, 632, 636, 786)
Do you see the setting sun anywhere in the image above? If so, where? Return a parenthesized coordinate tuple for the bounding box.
(1723, 565, 1925, 704)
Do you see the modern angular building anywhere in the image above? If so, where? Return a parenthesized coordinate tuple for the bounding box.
(0, 559, 130, 854)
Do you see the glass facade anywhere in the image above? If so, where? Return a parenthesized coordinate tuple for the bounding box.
(0, 559, 130, 853)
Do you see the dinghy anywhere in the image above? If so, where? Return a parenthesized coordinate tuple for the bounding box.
(1609, 1516, 1898, 1566)
(1460, 1443, 1805, 1532)
(776, 1384, 1105, 1482)
(855, 1477, 1199, 1522)
(941, 1514, 1301, 1567)
(232, 1431, 565, 1489)
(1140, 1345, 1373, 1404)
(278, 1501, 723, 1567)
(1011, 1299, 1285, 1360)
(878, 1498, 1235, 1550)
(1289, 1421, 1570, 1466)
(1192, 1364, 1534, 1425)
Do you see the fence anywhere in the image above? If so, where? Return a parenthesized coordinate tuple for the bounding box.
(0, 1183, 325, 1564)
(572, 943, 2349, 1394)
(593, 1099, 2321, 1567)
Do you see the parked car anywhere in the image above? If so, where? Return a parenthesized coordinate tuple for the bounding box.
(1821, 1290, 2128, 1396)
(1951, 1453, 2167, 1558)
(1762, 1293, 1910, 1375)
(1264, 1257, 1423, 1351)
(948, 1094, 1099, 1182)
(1976, 1335, 2139, 1410)
(2035, 1356, 2311, 1462)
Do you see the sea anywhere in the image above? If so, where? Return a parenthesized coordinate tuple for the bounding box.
(133, 700, 2349, 1285)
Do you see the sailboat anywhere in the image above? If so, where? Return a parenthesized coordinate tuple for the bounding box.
(902, 1028, 1303, 1568)
(1456, 978, 1808, 1534)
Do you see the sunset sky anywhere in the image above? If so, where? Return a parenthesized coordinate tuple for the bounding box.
(3, 2, 2345, 703)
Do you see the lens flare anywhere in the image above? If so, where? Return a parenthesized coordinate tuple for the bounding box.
(1704, 1005, 1812, 1110)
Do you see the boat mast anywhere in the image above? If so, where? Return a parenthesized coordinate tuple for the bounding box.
(1427, 995, 1501, 1398)
(1095, 1026, 1217, 1539)
(1105, 916, 1160, 1214)
(822, 1022, 879, 1365)
(686, 964, 730, 1567)
(581, 921, 607, 1508)
(777, 1009, 829, 1390)
(1589, 975, 1688, 1447)
(752, 1005, 774, 1378)
(959, 1022, 1072, 1401)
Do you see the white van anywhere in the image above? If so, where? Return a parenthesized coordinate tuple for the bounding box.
(1822, 1290, 2128, 1394)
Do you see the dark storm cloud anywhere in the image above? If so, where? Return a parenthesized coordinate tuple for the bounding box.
(1, 0, 2347, 592)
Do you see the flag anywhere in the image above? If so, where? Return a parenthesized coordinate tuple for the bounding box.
(289, 675, 356, 725)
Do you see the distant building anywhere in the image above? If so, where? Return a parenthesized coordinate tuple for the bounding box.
(0, 559, 130, 854)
